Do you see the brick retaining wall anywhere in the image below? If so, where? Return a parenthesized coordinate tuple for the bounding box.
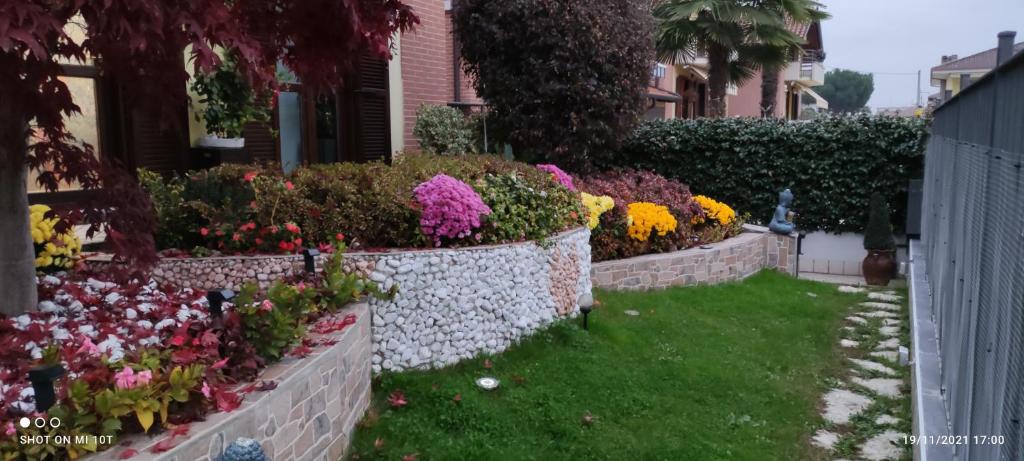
(89, 302, 371, 461)
(590, 226, 796, 290)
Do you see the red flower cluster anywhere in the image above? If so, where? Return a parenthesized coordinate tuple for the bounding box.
(199, 221, 304, 254)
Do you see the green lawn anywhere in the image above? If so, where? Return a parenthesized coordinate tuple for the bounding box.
(349, 271, 861, 461)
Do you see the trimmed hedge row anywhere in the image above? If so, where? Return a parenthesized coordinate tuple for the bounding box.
(608, 115, 929, 233)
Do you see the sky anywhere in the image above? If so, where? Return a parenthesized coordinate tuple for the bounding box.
(819, 0, 1024, 110)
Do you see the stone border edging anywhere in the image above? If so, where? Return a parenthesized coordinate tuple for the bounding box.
(590, 227, 796, 290)
(88, 302, 371, 461)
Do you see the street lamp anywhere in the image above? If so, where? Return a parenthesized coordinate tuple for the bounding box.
(580, 304, 593, 331)
(302, 248, 320, 274)
(206, 289, 236, 318)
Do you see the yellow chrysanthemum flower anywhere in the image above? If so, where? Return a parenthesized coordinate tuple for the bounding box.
(626, 202, 677, 241)
(692, 195, 736, 226)
(29, 204, 81, 270)
(581, 192, 615, 229)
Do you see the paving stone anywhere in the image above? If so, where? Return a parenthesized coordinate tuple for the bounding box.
(852, 377, 903, 398)
(849, 358, 897, 376)
(843, 326, 856, 332)
(859, 430, 906, 460)
(859, 310, 898, 318)
(838, 285, 866, 293)
(882, 319, 901, 326)
(868, 292, 903, 302)
(870, 350, 899, 362)
(846, 316, 868, 325)
(875, 338, 900, 350)
(807, 292, 818, 298)
(812, 429, 840, 450)
(875, 414, 900, 426)
(879, 326, 899, 337)
(841, 339, 860, 348)
(860, 301, 901, 311)
(822, 388, 873, 424)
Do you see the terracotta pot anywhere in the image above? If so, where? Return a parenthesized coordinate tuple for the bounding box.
(862, 249, 897, 286)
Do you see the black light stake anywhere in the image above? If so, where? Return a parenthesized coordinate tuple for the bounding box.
(580, 305, 593, 331)
(28, 364, 65, 412)
(302, 248, 321, 274)
(206, 289, 236, 319)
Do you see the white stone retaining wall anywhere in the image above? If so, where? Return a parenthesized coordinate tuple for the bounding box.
(133, 228, 592, 373)
(88, 302, 371, 461)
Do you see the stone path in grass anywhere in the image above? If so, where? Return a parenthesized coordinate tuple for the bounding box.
(810, 286, 911, 461)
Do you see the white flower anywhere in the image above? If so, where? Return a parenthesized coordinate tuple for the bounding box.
(154, 319, 177, 330)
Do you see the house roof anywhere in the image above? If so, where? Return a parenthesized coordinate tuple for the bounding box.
(785, 18, 823, 51)
(785, 17, 811, 38)
(932, 42, 1024, 72)
(647, 86, 682, 103)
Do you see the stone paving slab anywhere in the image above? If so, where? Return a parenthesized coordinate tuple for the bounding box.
(860, 430, 906, 460)
(860, 301, 901, 311)
(822, 388, 873, 424)
(849, 358, 897, 376)
(852, 377, 903, 398)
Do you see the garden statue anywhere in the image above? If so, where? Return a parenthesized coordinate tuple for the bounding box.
(217, 438, 270, 461)
(769, 189, 797, 235)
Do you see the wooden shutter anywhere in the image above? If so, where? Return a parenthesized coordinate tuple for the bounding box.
(125, 104, 188, 174)
(242, 121, 278, 164)
(348, 53, 391, 163)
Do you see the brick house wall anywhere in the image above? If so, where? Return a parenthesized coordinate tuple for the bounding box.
(399, 0, 482, 151)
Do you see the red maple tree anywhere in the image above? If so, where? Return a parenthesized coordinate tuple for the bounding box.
(0, 0, 416, 315)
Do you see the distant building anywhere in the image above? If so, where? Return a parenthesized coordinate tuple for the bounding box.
(931, 41, 1024, 103)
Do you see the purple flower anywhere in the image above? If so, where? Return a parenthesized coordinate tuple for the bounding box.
(414, 174, 492, 246)
(536, 164, 575, 191)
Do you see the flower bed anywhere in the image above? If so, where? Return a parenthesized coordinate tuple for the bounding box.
(575, 169, 745, 262)
(140, 155, 586, 255)
(1, 246, 375, 460)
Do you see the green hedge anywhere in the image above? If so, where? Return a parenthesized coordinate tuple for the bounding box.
(609, 115, 928, 233)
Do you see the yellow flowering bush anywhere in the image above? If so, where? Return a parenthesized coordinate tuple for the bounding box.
(30, 205, 81, 270)
(626, 202, 677, 241)
(581, 192, 614, 229)
(692, 195, 736, 226)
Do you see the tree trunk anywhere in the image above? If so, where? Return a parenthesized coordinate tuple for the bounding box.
(760, 68, 780, 118)
(0, 131, 38, 317)
(706, 44, 730, 118)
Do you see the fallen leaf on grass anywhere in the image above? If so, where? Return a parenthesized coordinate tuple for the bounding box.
(453, 394, 462, 402)
(374, 437, 385, 449)
(388, 391, 408, 408)
(581, 411, 597, 427)
(402, 453, 419, 461)
(483, 359, 493, 369)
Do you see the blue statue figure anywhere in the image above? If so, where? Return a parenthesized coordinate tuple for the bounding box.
(769, 189, 796, 235)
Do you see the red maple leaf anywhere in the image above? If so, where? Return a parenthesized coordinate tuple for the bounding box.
(169, 424, 190, 437)
(214, 389, 242, 412)
(483, 359, 493, 369)
(388, 391, 408, 408)
(402, 454, 419, 461)
(453, 394, 462, 402)
(290, 344, 313, 358)
(118, 449, 138, 459)
(209, 357, 229, 370)
(255, 380, 278, 392)
(149, 437, 178, 453)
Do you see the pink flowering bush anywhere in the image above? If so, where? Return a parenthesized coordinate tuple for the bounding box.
(536, 164, 576, 191)
(414, 174, 492, 246)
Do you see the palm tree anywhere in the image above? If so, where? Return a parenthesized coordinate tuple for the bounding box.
(654, 0, 827, 118)
(760, 4, 829, 117)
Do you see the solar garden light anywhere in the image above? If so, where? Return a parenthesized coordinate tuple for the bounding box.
(206, 289, 236, 319)
(580, 304, 593, 331)
(28, 364, 65, 412)
(302, 248, 320, 274)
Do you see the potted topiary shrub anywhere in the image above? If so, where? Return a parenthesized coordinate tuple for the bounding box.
(191, 53, 273, 149)
(862, 192, 898, 286)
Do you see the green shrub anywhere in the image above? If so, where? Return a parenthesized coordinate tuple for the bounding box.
(863, 193, 896, 250)
(137, 169, 202, 250)
(612, 114, 928, 233)
(190, 53, 273, 138)
(413, 105, 474, 154)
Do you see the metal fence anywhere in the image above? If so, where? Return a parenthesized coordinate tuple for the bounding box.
(920, 31, 1024, 460)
